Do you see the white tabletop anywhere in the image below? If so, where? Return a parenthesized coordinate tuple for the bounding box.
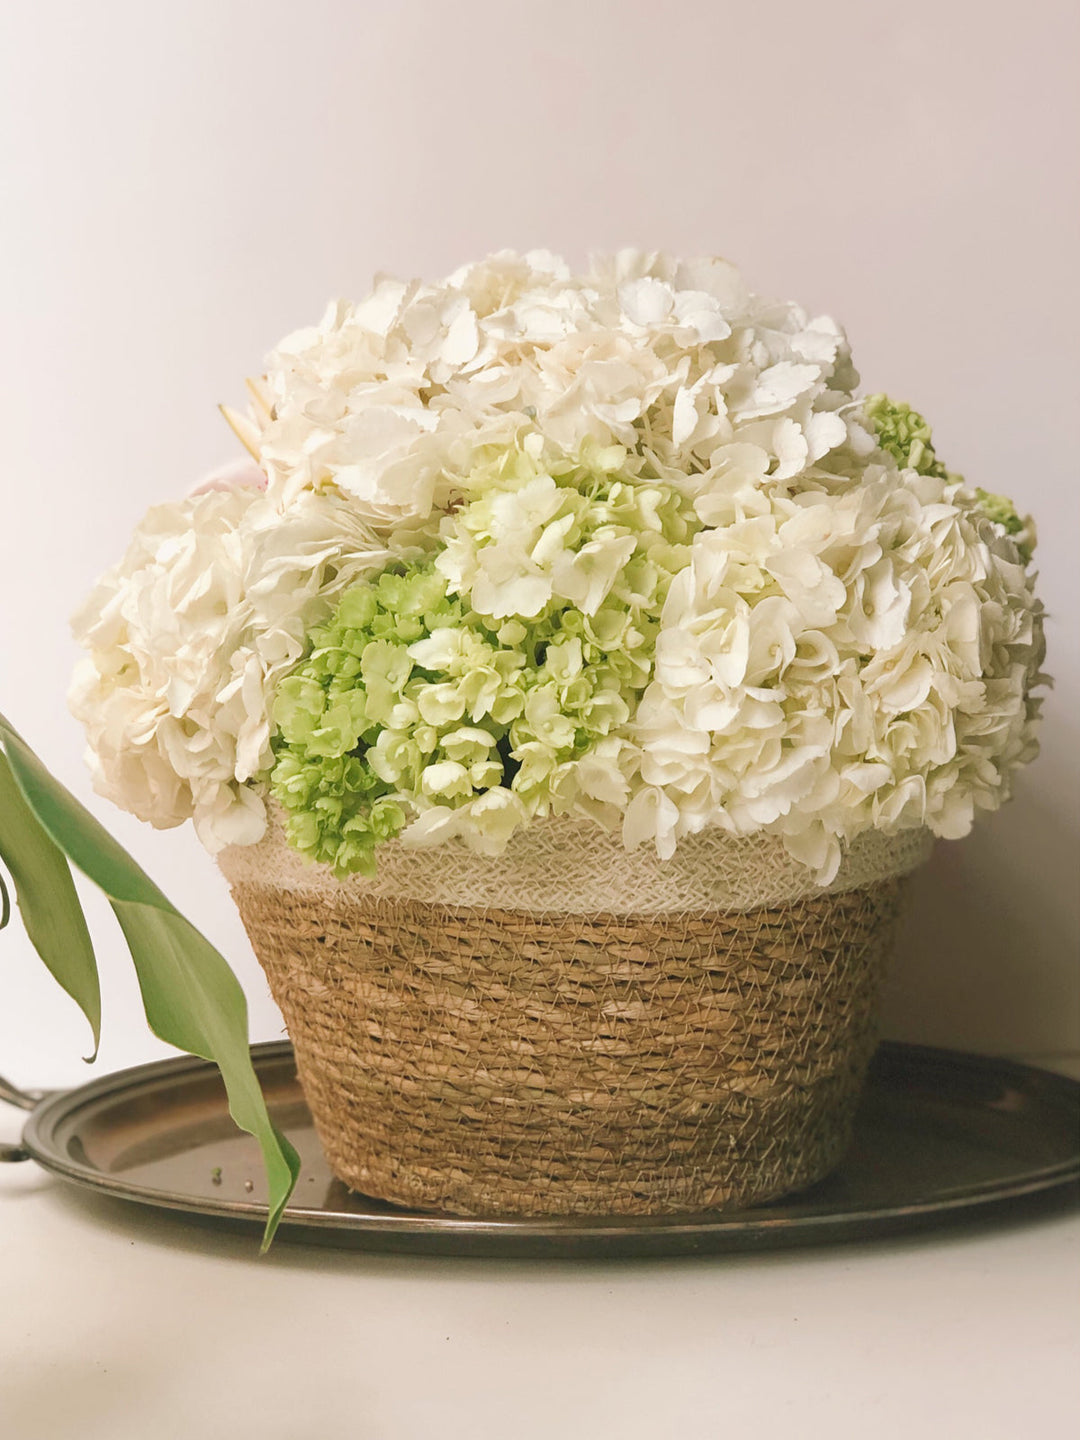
(3, 1095, 1078, 1440)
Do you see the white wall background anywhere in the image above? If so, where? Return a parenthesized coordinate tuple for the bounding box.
(0, 0, 1077, 1095)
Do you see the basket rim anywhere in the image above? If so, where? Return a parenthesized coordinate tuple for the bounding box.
(219, 810, 932, 915)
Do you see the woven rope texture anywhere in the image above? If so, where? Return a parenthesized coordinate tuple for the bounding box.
(226, 836, 906, 1215)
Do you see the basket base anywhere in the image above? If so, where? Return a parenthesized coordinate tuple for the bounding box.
(309, 1067, 865, 1217)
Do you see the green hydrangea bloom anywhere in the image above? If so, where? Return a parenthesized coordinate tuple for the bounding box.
(270, 443, 697, 876)
(864, 394, 1033, 561)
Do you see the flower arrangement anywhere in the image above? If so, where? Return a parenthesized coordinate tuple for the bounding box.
(70, 251, 1045, 883)
(54, 250, 1052, 1222)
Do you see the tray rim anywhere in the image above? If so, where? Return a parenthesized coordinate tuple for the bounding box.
(15, 1040, 1080, 1252)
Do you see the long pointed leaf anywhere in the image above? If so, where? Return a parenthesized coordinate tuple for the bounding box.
(113, 902, 299, 1248)
(0, 718, 174, 912)
(0, 715, 299, 1247)
(0, 866, 10, 930)
(0, 750, 101, 1057)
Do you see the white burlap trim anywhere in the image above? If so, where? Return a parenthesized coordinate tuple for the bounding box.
(219, 812, 932, 915)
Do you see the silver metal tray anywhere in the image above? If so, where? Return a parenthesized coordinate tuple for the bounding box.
(3, 1041, 1078, 1256)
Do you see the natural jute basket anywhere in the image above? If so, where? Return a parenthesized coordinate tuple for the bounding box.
(219, 817, 930, 1216)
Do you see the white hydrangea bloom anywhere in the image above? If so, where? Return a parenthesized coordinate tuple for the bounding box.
(70, 483, 393, 850)
(627, 467, 1044, 881)
(252, 249, 858, 530)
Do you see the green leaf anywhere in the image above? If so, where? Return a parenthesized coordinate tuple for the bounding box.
(0, 715, 299, 1248)
(112, 903, 299, 1249)
(0, 717, 175, 912)
(0, 750, 101, 1057)
(0, 867, 10, 930)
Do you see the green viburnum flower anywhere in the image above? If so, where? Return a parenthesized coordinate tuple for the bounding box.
(863, 393, 951, 479)
(270, 440, 698, 875)
(864, 394, 1033, 561)
(972, 487, 1034, 560)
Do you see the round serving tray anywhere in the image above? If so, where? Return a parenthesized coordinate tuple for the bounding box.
(5, 1041, 1078, 1257)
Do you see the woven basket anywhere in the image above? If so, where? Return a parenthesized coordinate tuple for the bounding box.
(220, 818, 929, 1216)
